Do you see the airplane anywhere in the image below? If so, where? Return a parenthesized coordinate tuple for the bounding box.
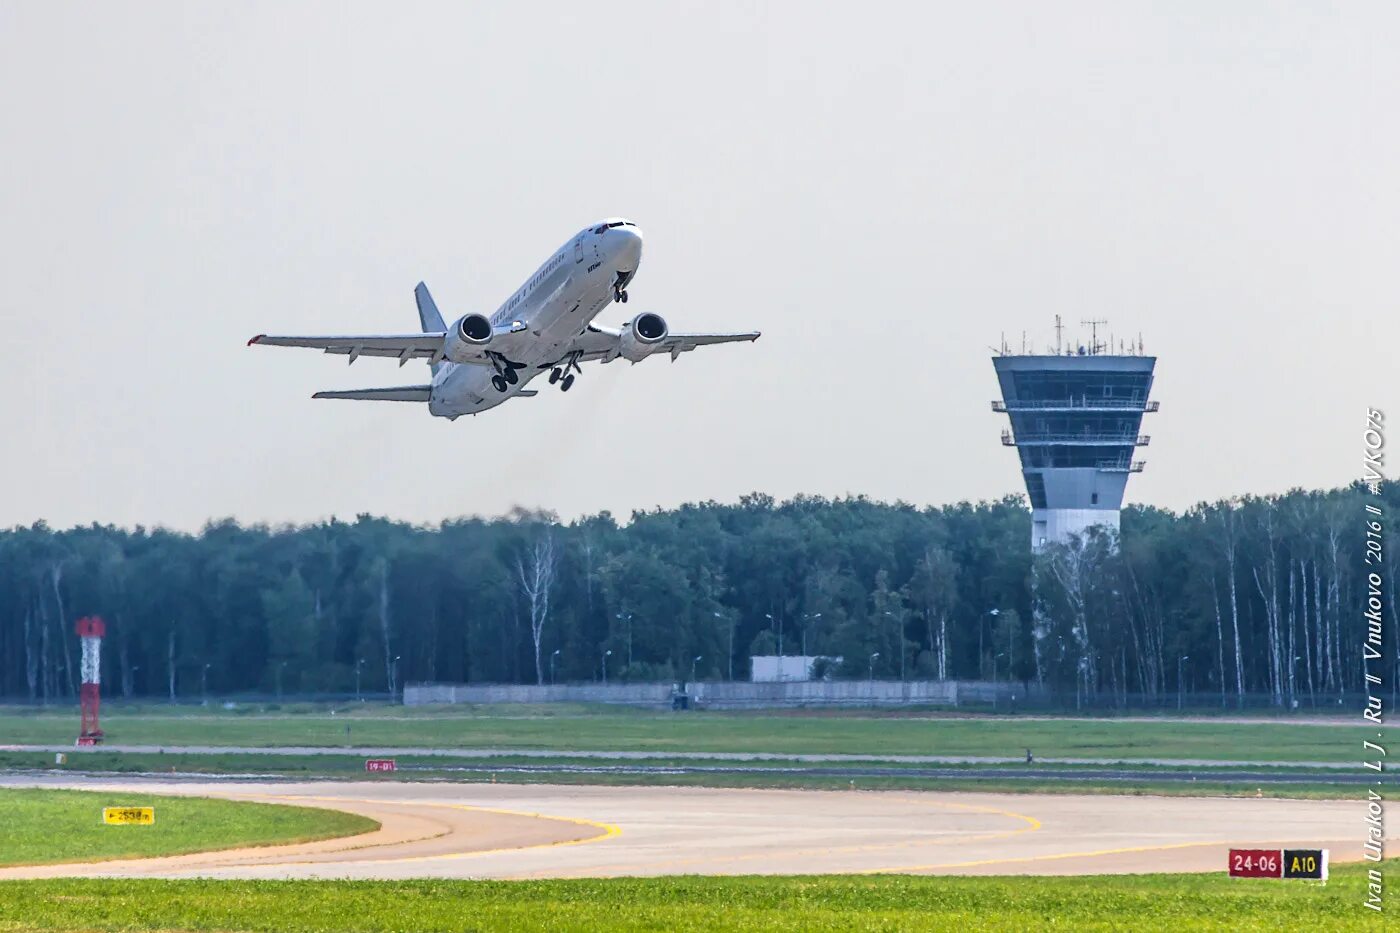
(248, 219, 760, 419)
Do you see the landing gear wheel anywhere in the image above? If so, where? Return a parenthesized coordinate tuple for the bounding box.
(561, 374, 575, 392)
(503, 367, 519, 385)
(549, 368, 562, 384)
(491, 375, 508, 392)
(620, 290, 629, 303)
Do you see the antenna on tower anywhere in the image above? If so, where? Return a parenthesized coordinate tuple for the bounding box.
(1054, 315, 1063, 355)
(1081, 318, 1107, 355)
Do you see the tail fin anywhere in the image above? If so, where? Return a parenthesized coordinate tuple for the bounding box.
(415, 282, 446, 332)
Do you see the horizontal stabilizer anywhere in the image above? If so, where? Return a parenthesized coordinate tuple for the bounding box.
(312, 386, 431, 402)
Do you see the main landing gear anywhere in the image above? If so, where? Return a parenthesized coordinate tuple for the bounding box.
(549, 352, 582, 392)
(614, 288, 629, 303)
(488, 352, 521, 393)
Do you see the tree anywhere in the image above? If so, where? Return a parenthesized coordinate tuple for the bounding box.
(517, 528, 558, 686)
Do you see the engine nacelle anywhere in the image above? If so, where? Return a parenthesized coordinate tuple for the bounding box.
(443, 313, 494, 362)
(619, 312, 668, 362)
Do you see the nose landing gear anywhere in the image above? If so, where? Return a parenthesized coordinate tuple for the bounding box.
(612, 270, 633, 304)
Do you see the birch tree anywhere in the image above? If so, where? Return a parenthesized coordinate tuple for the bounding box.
(517, 529, 558, 686)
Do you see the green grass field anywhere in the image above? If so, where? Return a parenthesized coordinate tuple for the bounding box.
(0, 703, 1385, 763)
(0, 865, 1388, 932)
(0, 750, 1368, 800)
(0, 789, 376, 867)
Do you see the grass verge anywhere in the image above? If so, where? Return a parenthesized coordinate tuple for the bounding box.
(0, 703, 1388, 762)
(0, 788, 377, 867)
(0, 864, 1388, 932)
(0, 750, 1374, 800)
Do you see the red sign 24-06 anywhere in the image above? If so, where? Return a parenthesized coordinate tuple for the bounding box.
(1229, 849, 1281, 878)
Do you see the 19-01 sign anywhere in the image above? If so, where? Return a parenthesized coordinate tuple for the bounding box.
(365, 758, 397, 772)
(1229, 848, 1327, 880)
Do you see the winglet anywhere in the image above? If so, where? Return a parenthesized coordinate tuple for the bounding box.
(247, 334, 265, 346)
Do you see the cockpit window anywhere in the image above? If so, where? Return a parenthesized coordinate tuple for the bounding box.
(594, 221, 633, 233)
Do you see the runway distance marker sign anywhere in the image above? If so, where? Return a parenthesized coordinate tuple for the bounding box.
(102, 806, 155, 825)
(365, 758, 397, 772)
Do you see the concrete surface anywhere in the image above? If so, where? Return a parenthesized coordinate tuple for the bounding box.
(0, 777, 1380, 880)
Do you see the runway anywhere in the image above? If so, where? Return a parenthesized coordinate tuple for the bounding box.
(0, 777, 1376, 880)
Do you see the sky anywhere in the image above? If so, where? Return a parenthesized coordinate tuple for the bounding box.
(1, 3, 1395, 531)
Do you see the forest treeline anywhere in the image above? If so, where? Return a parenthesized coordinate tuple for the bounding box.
(0, 482, 1394, 705)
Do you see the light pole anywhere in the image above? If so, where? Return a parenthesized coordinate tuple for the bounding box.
(801, 612, 822, 658)
(616, 612, 634, 671)
(1005, 614, 1015, 686)
(984, 609, 1000, 680)
(868, 651, 880, 684)
(993, 653, 1005, 711)
(765, 612, 780, 657)
(551, 649, 561, 685)
(691, 655, 703, 684)
(601, 648, 612, 686)
(714, 612, 734, 681)
(884, 611, 906, 682)
(1177, 655, 1190, 711)
(355, 658, 364, 702)
(201, 663, 211, 707)
(392, 655, 402, 702)
(129, 664, 140, 699)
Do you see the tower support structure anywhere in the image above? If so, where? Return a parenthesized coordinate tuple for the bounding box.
(76, 615, 105, 745)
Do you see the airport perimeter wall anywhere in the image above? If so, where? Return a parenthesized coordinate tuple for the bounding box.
(404, 679, 1034, 709)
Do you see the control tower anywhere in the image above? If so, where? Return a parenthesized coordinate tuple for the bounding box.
(992, 319, 1158, 550)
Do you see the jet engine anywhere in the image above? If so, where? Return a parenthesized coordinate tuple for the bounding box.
(619, 312, 668, 362)
(443, 313, 494, 362)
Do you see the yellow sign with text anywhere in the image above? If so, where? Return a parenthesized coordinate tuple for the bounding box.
(102, 806, 155, 825)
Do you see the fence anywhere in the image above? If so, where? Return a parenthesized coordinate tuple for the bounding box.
(404, 679, 1034, 709)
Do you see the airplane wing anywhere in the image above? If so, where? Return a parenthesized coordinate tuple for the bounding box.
(569, 323, 761, 363)
(248, 333, 447, 366)
(313, 385, 432, 402)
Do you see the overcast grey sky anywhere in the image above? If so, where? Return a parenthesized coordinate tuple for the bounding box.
(2, 3, 1394, 531)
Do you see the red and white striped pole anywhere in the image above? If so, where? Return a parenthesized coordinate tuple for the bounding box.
(75, 616, 105, 746)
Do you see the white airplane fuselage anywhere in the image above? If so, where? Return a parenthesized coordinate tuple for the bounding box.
(429, 219, 643, 418)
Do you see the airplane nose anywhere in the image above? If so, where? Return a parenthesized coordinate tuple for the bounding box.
(608, 225, 643, 262)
